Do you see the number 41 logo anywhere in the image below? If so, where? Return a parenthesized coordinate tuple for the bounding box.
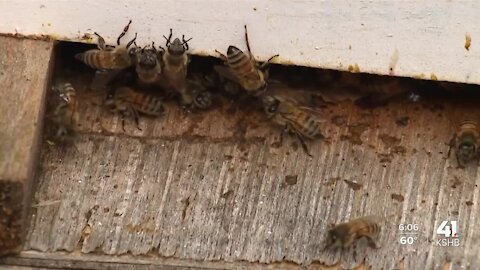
(436, 221, 459, 238)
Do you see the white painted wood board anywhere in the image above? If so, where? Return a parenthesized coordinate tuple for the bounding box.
(1, 1, 479, 85)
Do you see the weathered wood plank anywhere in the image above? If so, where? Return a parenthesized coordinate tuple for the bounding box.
(0, 36, 54, 256)
(22, 53, 480, 268)
(0, 251, 340, 270)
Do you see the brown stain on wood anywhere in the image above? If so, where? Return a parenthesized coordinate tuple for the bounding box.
(343, 179, 363, 191)
(391, 193, 405, 202)
(284, 175, 298, 186)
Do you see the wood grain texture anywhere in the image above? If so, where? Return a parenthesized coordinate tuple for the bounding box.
(0, 251, 342, 270)
(0, 36, 54, 255)
(22, 67, 480, 269)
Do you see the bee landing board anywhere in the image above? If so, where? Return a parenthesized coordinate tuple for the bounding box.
(0, 36, 54, 255)
(1, 1, 479, 85)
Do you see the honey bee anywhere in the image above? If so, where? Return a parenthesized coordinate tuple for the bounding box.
(186, 74, 213, 109)
(449, 120, 480, 167)
(262, 95, 324, 157)
(52, 82, 79, 138)
(135, 42, 163, 86)
(324, 216, 381, 250)
(159, 29, 192, 104)
(204, 71, 242, 96)
(105, 86, 164, 131)
(214, 25, 279, 96)
(75, 20, 138, 70)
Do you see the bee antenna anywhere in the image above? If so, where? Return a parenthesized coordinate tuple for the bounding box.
(163, 28, 173, 46)
(182, 35, 192, 50)
(182, 35, 192, 44)
(126, 32, 138, 49)
(151, 41, 157, 53)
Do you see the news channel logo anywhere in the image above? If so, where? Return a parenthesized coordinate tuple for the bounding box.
(436, 220, 460, 247)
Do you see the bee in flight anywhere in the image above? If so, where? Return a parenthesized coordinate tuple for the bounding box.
(159, 29, 192, 105)
(449, 120, 480, 168)
(134, 41, 163, 86)
(214, 25, 279, 97)
(261, 95, 324, 157)
(105, 86, 164, 131)
(52, 82, 79, 138)
(324, 216, 381, 250)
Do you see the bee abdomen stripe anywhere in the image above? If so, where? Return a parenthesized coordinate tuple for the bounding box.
(228, 52, 249, 66)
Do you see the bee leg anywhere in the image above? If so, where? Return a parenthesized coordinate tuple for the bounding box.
(446, 135, 455, 159)
(117, 19, 133, 46)
(163, 28, 173, 47)
(214, 50, 228, 63)
(94, 32, 107, 50)
(259, 54, 280, 70)
(294, 131, 313, 157)
(279, 128, 286, 146)
(120, 112, 127, 132)
(366, 236, 379, 249)
(157, 44, 166, 54)
(129, 106, 142, 131)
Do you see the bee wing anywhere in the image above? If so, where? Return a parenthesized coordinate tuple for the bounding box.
(279, 102, 327, 124)
(298, 106, 328, 123)
(213, 65, 241, 85)
(91, 69, 121, 91)
(354, 215, 382, 226)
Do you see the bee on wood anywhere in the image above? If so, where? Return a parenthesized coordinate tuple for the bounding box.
(159, 29, 192, 105)
(204, 71, 242, 96)
(262, 95, 324, 157)
(324, 216, 381, 250)
(52, 82, 79, 138)
(134, 42, 163, 86)
(105, 86, 164, 131)
(214, 25, 279, 97)
(186, 74, 213, 109)
(75, 20, 138, 70)
(449, 120, 480, 168)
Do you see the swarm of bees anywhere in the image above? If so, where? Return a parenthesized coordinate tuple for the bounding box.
(54, 21, 476, 166)
(49, 20, 327, 156)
